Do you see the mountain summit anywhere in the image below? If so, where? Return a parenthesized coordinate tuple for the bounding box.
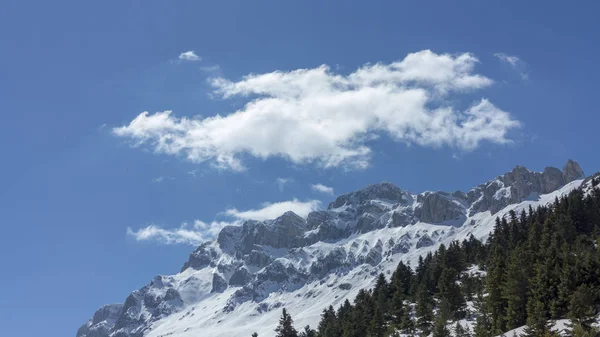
(78, 160, 589, 337)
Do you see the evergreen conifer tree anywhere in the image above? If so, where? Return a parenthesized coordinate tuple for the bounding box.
(299, 325, 316, 337)
(566, 284, 597, 335)
(275, 308, 298, 337)
(415, 283, 434, 336)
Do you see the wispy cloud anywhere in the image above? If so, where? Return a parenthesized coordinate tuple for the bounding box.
(311, 183, 334, 195)
(127, 198, 322, 245)
(275, 177, 294, 191)
(494, 52, 529, 80)
(127, 220, 235, 246)
(225, 199, 321, 221)
(200, 65, 221, 73)
(114, 50, 520, 171)
(187, 169, 204, 179)
(494, 53, 520, 67)
(151, 176, 175, 183)
(178, 51, 201, 62)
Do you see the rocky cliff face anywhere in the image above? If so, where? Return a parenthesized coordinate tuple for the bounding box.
(467, 160, 584, 215)
(78, 160, 588, 337)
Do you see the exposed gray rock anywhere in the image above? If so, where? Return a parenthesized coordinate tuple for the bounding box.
(181, 243, 218, 272)
(415, 191, 466, 223)
(229, 267, 252, 286)
(211, 273, 228, 293)
(363, 240, 383, 266)
(328, 182, 405, 209)
(390, 209, 414, 227)
(563, 159, 585, 183)
(338, 283, 352, 290)
(416, 234, 433, 249)
(310, 248, 350, 279)
(244, 249, 273, 268)
(239, 212, 307, 250)
(389, 235, 411, 254)
(217, 225, 243, 253)
(303, 222, 345, 245)
(77, 304, 123, 337)
(356, 213, 378, 233)
(306, 211, 333, 230)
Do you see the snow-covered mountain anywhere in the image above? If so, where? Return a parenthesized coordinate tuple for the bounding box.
(78, 160, 590, 337)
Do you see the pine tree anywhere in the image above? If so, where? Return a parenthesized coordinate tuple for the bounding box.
(523, 299, 551, 337)
(400, 306, 416, 334)
(369, 307, 386, 337)
(415, 283, 434, 336)
(566, 284, 597, 335)
(251, 333, 258, 337)
(391, 260, 413, 296)
(390, 287, 405, 326)
(473, 290, 491, 337)
(487, 229, 508, 334)
(317, 306, 338, 337)
(432, 301, 451, 337)
(570, 324, 600, 337)
(437, 267, 466, 319)
(299, 325, 316, 337)
(374, 273, 390, 315)
(351, 289, 373, 337)
(502, 246, 528, 330)
(275, 308, 299, 337)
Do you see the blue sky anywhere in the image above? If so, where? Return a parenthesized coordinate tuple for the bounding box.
(1, 1, 599, 336)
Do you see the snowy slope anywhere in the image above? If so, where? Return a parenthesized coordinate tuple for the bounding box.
(78, 160, 588, 337)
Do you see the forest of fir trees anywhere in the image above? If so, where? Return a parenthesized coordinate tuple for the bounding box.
(249, 178, 600, 337)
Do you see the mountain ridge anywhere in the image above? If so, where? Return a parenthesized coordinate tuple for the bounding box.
(77, 160, 589, 337)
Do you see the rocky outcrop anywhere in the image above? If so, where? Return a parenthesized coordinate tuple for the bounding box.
(77, 304, 123, 337)
(211, 273, 227, 293)
(181, 243, 218, 271)
(229, 267, 252, 286)
(415, 192, 466, 223)
(563, 159, 585, 183)
(328, 182, 406, 209)
(237, 212, 308, 251)
(416, 234, 434, 249)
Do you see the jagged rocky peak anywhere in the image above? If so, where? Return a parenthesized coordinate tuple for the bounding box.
(181, 242, 218, 272)
(328, 181, 406, 209)
(468, 160, 585, 215)
(268, 211, 307, 230)
(77, 304, 123, 337)
(239, 212, 308, 250)
(563, 159, 585, 182)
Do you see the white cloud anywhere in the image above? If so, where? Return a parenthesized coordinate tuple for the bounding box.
(275, 177, 294, 191)
(179, 51, 201, 62)
(494, 53, 520, 67)
(311, 183, 334, 195)
(225, 199, 321, 221)
(494, 53, 529, 80)
(114, 50, 520, 171)
(127, 220, 235, 245)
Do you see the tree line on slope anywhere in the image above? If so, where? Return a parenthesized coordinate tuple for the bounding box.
(251, 182, 600, 337)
